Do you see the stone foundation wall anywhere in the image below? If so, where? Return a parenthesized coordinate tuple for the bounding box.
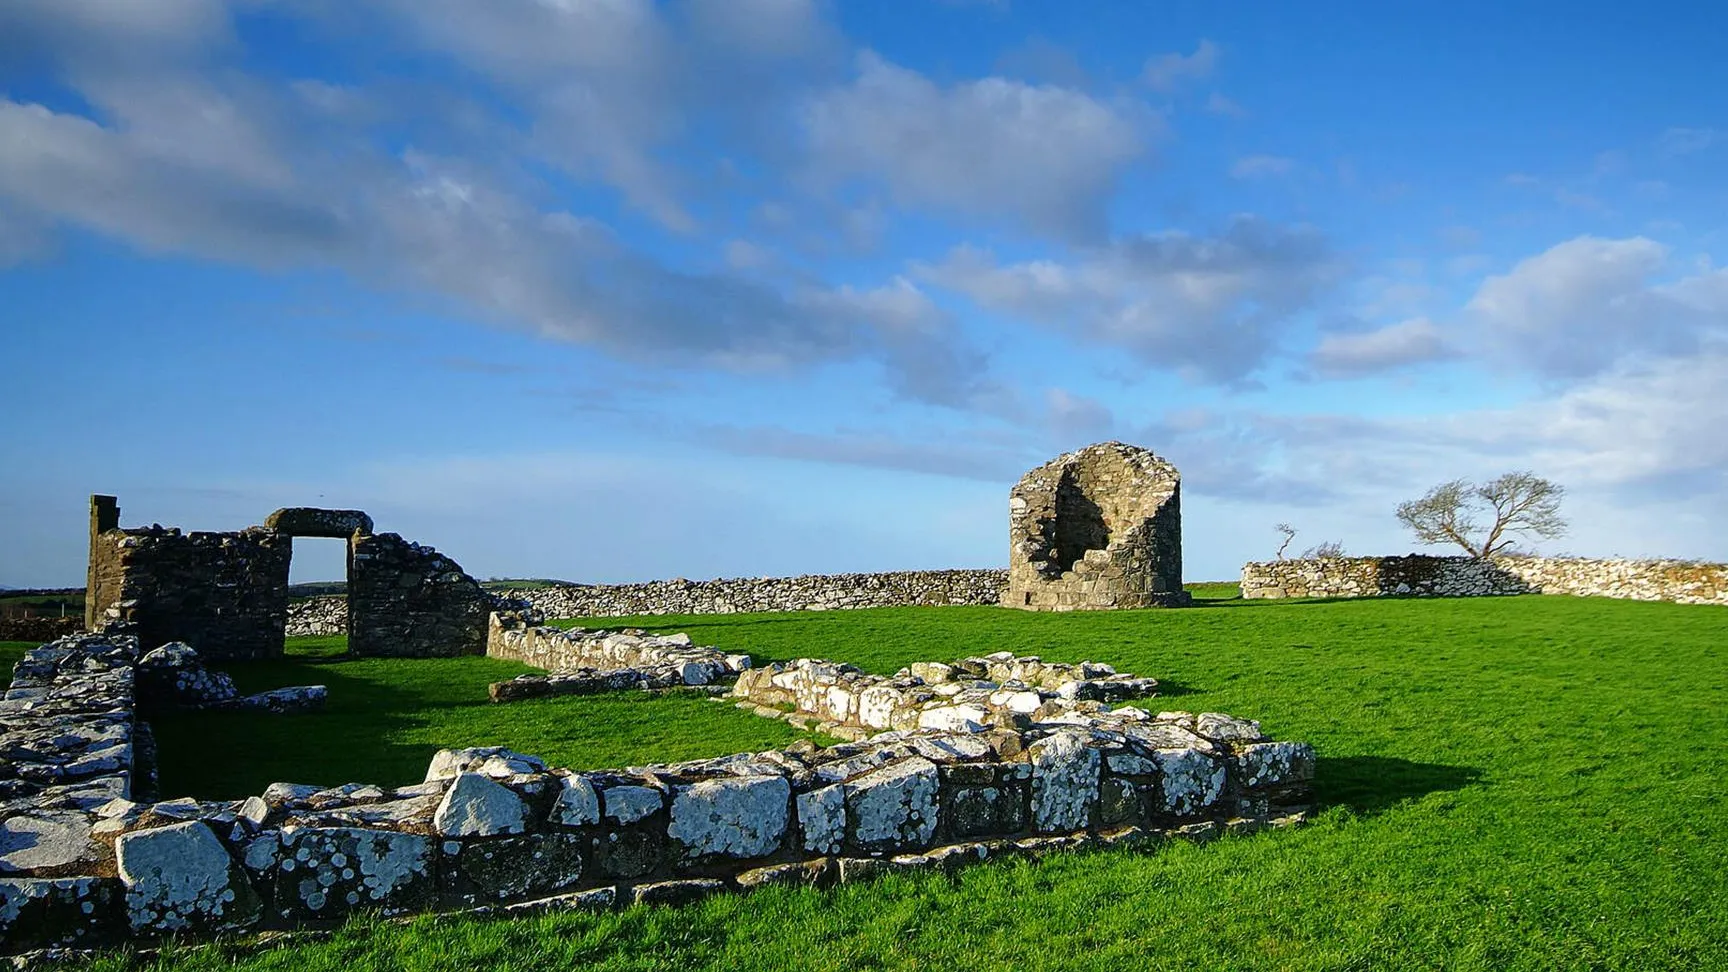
(1240, 555, 1728, 605)
(484, 613, 749, 700)
(501, 570, 1008, 620)
(732, 653, 1161, 741)
(0, 632, 1313, 954)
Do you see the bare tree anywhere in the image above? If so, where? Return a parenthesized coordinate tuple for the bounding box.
(1274, 523, 1296, 559)
(1396, 472, 1567, 557)
(1302, 540, 1346, 558)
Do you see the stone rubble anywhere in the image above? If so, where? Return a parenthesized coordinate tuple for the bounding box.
(0, 633, 1313, 953)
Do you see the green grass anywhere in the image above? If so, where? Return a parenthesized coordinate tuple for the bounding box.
(6, 593, 1726, 970)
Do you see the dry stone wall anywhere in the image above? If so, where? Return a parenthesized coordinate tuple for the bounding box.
(285, 596, 347, 637)
(485, 613, 750, 701)
(1240, 555, 1727, 605)
(500, 569, 1008, 620)
(348, 534, 497, 658)
(1, 630, 1313, 954)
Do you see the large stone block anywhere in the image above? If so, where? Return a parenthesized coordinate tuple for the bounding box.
(116, 821, 262, 933)
(447, 833, 586, 903)
(843, 757, 939, 852)
(667, 775, 791, 861)
(270, 828, 435, 921)
(1029, 730, 1100, 832)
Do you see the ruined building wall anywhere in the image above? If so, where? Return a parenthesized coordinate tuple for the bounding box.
(84, 497, 291, 662)
(1240, 555, 1728, 605)
(497, 570, 1009, 621)
(1004, 442, 1189, 611)
(349, 533, 495, 657)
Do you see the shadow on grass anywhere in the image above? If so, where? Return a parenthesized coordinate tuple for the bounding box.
(1315, 755, 1484, 816)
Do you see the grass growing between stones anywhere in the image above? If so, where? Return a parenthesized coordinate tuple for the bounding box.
(11, 591, 1728, 970)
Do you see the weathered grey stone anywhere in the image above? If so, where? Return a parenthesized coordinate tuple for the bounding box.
(630, 878, 724, 907)
(0, 812, 100, 875)
(433, 773, 528, 837)
(843, 757, 939, 851)
(452, 833, 585, 902)
(601, 785, 663, 825)
(550, 775, 601, 827)
(115, 821, 261, 932)
(425, 747, 547, 783)
(1029, 730, 1100, 833)
(271, 828, 433, 921)
(264, 508, 373, 538)
(668, 776, 790, 860)
(796, 784, 845, 855)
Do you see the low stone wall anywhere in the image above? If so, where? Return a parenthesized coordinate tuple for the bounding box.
(0, 632, 1314, 954)
(733, 653, 1161, 741)
(1239, 555, 1727, 605)
(501, 569, 1009, 620)
(484, 613, 750, 701)
(285, 596, 347, 637)
(0, 615, 81, 642)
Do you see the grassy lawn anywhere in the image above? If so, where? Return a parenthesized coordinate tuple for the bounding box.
(4, 591, 1725, 970)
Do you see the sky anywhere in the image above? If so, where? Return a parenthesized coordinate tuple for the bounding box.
(2, 0, 1726, 588)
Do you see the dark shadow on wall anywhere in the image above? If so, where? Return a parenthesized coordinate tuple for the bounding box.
(1374, 555, 1536, 596)
(1315, 754, 1484, 817)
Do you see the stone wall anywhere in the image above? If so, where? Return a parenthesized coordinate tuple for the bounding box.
(285, 596, 348, 637)
(500, 569, 1008, 620)
(1004, 443, 1189, 611)
(1, 631, 1313, 954)
(485, 613, 750, 701)
(85, 502, 292, 663)
(733, 653, 1161, 741)
(1239, 555, 1728, 606)
(347, 534, 496, 658)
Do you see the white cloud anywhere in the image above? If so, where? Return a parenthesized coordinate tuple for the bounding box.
(1658, 127, 1721, 156)
(802, 51, 1151, 238)
(1230, 154, 1293, 179)
(1204, 92, 1247, 118)
(1142, 40, 1219, 92)
(918, 216, 1337, 383)
(1308, 318, 1458, 378)
(1464, 236, 1719, 377)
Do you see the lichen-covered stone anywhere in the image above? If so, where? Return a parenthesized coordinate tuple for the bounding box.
(1231, 741, 1316, 788)
(1155, 748, 1226, 816)
(668, 776, 790, 861)
(0, 877, 121, 951)
(115, 821, 260, 933)
(425, 746, 548, 782)
(601, 786, 663, 825)
(843, 757, 939, 851)
(271, 828, 434, 921)
(550, 775, 601, 827)
(1030, 730, 1100, 832)
(796, 784, 845, 855)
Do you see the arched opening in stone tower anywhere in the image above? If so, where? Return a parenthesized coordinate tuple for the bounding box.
(1051, 471, 1110, 573)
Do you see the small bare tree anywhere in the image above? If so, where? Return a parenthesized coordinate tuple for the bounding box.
(1274, 523, 1296, 559)
(1302, 540, 1346, 558)
(1395, 472, 1567, 557)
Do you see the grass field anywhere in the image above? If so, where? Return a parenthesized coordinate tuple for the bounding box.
(4, 590, 1725, 970)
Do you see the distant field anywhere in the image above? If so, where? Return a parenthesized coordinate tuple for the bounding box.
(6, 591, 1719, 971)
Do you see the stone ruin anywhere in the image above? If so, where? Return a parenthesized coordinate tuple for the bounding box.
(83, 495, 505, 661)
(1003, 442, 1190, 611)
(0, 629, 1313, 954)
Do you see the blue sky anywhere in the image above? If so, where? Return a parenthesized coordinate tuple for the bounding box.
(3, 0, 1725, 588)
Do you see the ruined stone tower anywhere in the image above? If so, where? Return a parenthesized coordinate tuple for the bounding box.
(1003, 442, 1189, 611)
